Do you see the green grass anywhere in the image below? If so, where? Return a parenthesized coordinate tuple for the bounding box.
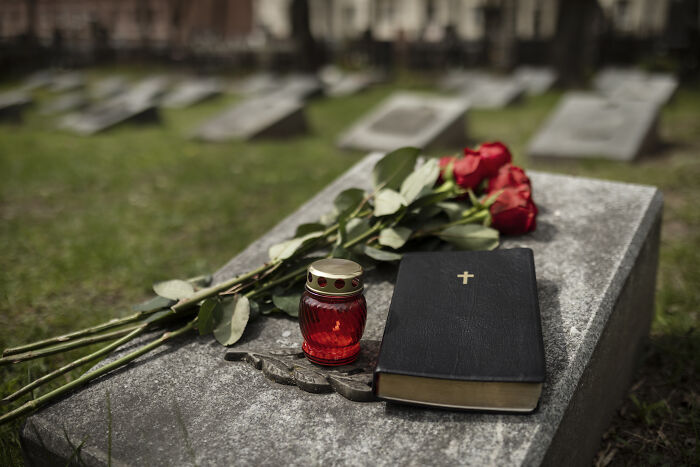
(1, 68, 698, 465)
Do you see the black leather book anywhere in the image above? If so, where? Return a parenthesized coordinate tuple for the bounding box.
(373, 248, 545, 412)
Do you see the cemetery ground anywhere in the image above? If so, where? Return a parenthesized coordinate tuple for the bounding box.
(0, 67, 698, 466)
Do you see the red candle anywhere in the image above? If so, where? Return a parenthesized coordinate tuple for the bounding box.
(299, 259, 367, 366)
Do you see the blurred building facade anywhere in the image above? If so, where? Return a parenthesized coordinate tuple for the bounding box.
(0, 0, 696, 75)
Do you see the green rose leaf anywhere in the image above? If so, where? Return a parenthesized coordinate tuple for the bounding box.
(197, 298, 221, 336)
(131, 296, 176, 313)
(372, 147, 420, 191)
(334, 188, 365, 220)
(378, 227, 412, 250)
(399, 158, 440, 204)
(346, 217, 372, 239)
(436, 202, 464, 221)
(268, 231, 324, 262)
(144, 309, 173, 324)
(294, 222, 326, 237)
(213, 295, 250, 346)
(364, 245, 403, 262)
(186, 274, 212, 289)
(152, 279, 195, 300)
(373, 189, 406, 217)
(437, 224, 500, 251)
(272, 292, 302, 318)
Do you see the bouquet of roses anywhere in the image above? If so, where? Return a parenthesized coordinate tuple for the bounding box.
(0, 143, 537, 424)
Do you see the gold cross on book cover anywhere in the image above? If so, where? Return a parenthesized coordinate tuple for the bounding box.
(457, 271, 475, 284)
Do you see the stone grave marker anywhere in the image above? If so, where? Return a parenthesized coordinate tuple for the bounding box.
(231, 73, 278, 96)
(21, 152, 662, 466)
(59, 76, 170, 135)
(320, 66, 375, 97)
(514, 66, 557, 95)
(23, 70, 55, 91)
(594, 68, 678, 107)
(161, 77, 223, 108)
(0, 91, 32, 122)
(91, 76, 128, 100)
(39, 92, 89, 115)
(272, 74, 323, 101)
(528, 92, 658, 162)
(48, 71, 85, 93)
(338, 92, 468, 152)
(438, 69, 491, 92)
(195, 94, 307, 142)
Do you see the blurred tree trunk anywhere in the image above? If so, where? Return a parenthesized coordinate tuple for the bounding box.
(484, 0, 517, 72)
(24, 0, 37, 43)
(551, 0, 603, 87)
(290, 0, 321, 71)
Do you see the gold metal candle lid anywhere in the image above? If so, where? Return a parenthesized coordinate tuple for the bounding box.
(306, 258, 363, 296)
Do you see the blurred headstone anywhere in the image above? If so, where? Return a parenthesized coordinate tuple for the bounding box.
(59, 100, 159, 135)
(514, 67, 558, 95)
(40, 92, 88, 115)
(195, 95, 307, 142)
(23, 70, 56, 91)
(48, 71, 85, 93)
(91, 76, 128, 100)
(338, 92, 468, 151)
(120, 76, 170, 108)
(161, 78, 223, 108)
(325, 73, 375, 98)
(594, 68, 678, 106)
(0, 91, 32, 122)
(528, 92, 658, 162)
(232, 73, 278, 96)
(60, 76, 168, 135)
(272, 74, 323, 101)
(441, 71, 525, 109)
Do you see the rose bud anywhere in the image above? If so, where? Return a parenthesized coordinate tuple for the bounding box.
(477, 142, 512, 177)
(488, 163, 531, 193)
(489, 187, 538, 235)
(454, 154, 486, 190)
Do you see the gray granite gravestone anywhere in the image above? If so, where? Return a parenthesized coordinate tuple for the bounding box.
(272, 74, 323, 101)
(91, 77, 128, 101)
(338, 93, 468, 152)
(231, 73, 278, 96)
(161, 78, 223, 108)
(528, 92, 658, 162)
(48, 72, 85, 93)
(23, 70, 55, 91)
(59, 77, 168, 135)
(594, 68, 678, 107)
(514, 67, 557, 95)
(440, 71, 525, 108)
(0, 91, 32, 122)
(39, 92, 89, 115)
(195, 94, 307, 142)
(320, 66, 375, 97)
(20, 153, 662, 466)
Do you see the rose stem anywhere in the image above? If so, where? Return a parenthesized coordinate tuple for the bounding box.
(0, 318, 198, 426)
(1, 324, 150, 405)
(0, 325, 147, 366)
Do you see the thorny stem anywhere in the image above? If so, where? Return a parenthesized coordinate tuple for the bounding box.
(0, 318, 198, 426)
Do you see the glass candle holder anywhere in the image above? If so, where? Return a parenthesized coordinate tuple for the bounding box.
(299, 258, 367, 366)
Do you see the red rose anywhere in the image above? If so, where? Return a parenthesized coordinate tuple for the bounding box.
(488, 163, 531, 193)
(437, 155, 457, 184)
(489, 187, 538, 235)
(453, 154, 486, 190)
(476, 142, 512, 177)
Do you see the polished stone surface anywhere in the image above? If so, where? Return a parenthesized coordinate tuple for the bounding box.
(22, 154, 662, 466)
